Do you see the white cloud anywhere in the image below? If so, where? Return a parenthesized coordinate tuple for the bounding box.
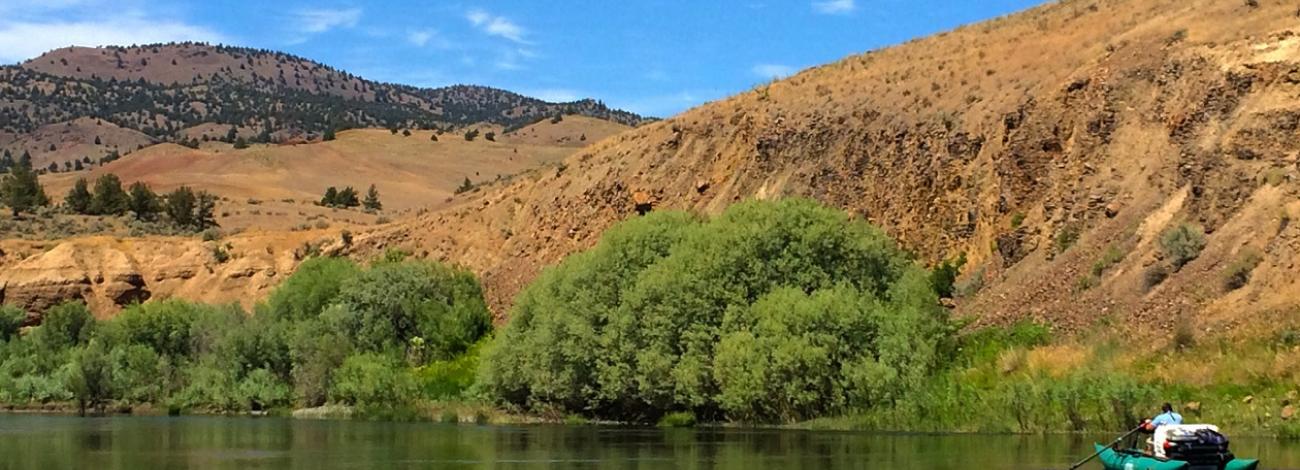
(294, 7, 362, 34)
(465, 9, 528, 44)
(407, 30, 432, 47)
(0, 15, 225, 63)
(812, 0, 855, 14)
(752, 63, 795, 80)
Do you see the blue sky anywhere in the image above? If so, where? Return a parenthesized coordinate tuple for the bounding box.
(0, 0, 1045, 117)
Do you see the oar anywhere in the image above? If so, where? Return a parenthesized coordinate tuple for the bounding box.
(1066, 424, 1144, 470)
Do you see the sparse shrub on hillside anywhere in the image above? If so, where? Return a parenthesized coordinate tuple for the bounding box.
(1222, 248, 1263, 291)
(454, 177, 474, 194)
(233, 137, 249, 149)
(210, 243, 230, 263)
(1054, 222, 1082, 254)
(1143, 264, 1170, 291)
(201, 228, 222, 242)
(1091, 244, 1126, 277)
(1172, 322, 1196, 351)
(401, 129, 411, 137)
(322, 128, 336, 141)
(955, 264, 987, 298)
(481, 199, 947, 423)
(1168, 29, 1188, 45)
(1159, 223, 1206, 270)
(1244, 0, 1259, 8)
(484, 131, 495, 142)
(1010, 212, 1026, 229)
(930, 254, 967, 299)
(464, 129, 479, 141)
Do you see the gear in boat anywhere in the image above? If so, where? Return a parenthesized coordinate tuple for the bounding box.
(1071, 403, 1258, 470)
(1094, 423, 1259, 470)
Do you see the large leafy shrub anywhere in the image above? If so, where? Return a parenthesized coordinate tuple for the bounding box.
(480, 199, 948, 423)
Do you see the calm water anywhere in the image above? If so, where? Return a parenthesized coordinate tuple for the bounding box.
(2, 415, 1300, 470)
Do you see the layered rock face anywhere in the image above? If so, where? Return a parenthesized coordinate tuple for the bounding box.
(0, 233, 331, 321)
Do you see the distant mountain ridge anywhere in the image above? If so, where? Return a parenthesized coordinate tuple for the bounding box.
(1, 42, 649, 139)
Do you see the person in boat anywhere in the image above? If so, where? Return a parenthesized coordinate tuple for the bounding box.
(1142, 403, 1183, 432)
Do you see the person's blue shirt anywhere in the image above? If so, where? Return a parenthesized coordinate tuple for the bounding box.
(1151, 411, 1183, 427)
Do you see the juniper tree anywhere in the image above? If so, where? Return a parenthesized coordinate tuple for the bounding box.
(363, 184, 382, 211)
(65, 178, 92, 214)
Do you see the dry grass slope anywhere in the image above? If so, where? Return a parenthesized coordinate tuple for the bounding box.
(347, 0, 1300, 339)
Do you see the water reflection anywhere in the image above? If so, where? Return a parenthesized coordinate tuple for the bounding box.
(0, 415, 1297, 469)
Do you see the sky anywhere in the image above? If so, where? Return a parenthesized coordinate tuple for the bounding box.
(0, 0, 1046, 118)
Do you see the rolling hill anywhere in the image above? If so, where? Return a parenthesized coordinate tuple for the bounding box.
(5, 0, 1300, 344)
(0, 43, 649, 172)
(342, 0, 1300, 336)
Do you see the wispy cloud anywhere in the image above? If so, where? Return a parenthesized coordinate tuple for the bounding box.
(752, 63, 795, 80)
(0, 13, 225, 63)
(407, 29, 432, 47)
(812, 0, 855, 15)
(294, 7, 361, 34)
(466, 9, 528, 44)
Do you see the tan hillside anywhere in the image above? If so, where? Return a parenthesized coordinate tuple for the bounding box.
(2, 117, 154, 170)
(342, 0, 1300, 336)
(7, 0, 1300, 342)
(502, 115, 631, 147)
(34, 128, 591, 233)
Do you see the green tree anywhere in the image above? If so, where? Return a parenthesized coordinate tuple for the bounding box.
(89, 174, 130, 216)
(194, 191, 218, 230)
(165, 186, 196, 228)
(64, 178, 92, 214)
(0, 153, 48, 217)
(329, 353, 416, 407)
(0, 305, 26, 342)
(455, 177, 473, 194)
(67, 339, 114, 415)
(335, 186, 359, 208)
(31, 302, 94, 352)
(480, 199, 946, 423)
(127, 182, 160, 221)
(335, 261, 491, 360)
(363, 184, 382, 211)
(320, 186, 338, 207)
(322, 128, 336, 141)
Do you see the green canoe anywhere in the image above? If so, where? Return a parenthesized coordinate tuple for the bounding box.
(1093, 444, 1259, 470)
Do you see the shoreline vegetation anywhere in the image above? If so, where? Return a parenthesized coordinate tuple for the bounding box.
(3, 199, 1300, 439)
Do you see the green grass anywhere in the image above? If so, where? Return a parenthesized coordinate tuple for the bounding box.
(658, 411, 697, 428)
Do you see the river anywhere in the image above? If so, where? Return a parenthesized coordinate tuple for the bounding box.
(2, 415, 1299, 469)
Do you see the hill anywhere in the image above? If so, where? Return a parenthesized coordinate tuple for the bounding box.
(6, 0, 1300, 341)
(0, 43, 649, 169)
(6, 118, 625, 237)
(343, 0, 1300, 336)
